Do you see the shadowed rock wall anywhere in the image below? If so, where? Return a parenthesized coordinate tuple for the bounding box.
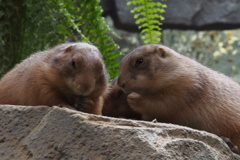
(101, 0, 240, 31)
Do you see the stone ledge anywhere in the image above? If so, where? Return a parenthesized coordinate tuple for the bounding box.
(0, 105, 239, 160)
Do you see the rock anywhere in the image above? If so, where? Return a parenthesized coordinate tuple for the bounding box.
(0, 105, 239, 160)
(100, 0, 114, 17)
(102, 0, 240, 31)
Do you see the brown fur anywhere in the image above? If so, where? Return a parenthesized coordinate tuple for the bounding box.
(118, 44, 240, 149)
(0, 42, 108, 114)
(103, 77, 141, 119)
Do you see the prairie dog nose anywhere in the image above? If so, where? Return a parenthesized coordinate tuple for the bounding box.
(117, 76, 125, 88)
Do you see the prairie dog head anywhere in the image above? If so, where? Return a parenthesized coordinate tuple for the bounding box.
(103, 77, 141, 119)
(118, 44, 189, 95)
(50, 42, 107, 97)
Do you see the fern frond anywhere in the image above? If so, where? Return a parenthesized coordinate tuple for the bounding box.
(139, 22, 161, 29)
(127, 0, 144, 5)
(127, 0, 167, 44)
(74, 0, 120, 79)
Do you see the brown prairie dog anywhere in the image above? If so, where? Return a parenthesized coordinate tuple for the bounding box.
(118, 44, 240, 149)
(103, 77, 141, 120)
(0, 42, 108, 115)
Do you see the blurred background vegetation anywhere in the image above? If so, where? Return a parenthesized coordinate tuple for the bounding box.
(1, 0, 240, 82)
(163, 29, 240, 82)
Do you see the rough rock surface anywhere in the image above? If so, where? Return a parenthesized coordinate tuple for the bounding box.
(101, 0, 240, 31)
(0, 105, 239, 160)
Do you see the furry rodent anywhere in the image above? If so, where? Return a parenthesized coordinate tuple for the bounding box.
(118, 44, 240, 149)
(0, 42, 108, 114)
(103, 76, 141, 119)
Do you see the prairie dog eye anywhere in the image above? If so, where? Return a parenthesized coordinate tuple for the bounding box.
(71, 59, 76, 68)
(117, 89, 124, 97)
(135, 58, 144, 67)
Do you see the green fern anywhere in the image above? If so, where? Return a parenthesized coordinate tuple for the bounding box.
(76, 0, 121, 79)
(127, 0, 167, 44)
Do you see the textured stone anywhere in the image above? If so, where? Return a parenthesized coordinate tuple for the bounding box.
(102, 0, 240, 31)
(0, 105, 239, 160)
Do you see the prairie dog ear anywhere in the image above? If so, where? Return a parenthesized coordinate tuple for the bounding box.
(64, 45, 74, 53)
(157, 47, 168, 58)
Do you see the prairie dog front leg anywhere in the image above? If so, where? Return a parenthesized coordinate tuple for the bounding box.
(127, 92, 142, 107)
(75, 96, 103, 115)
(127, 93, 156, 121)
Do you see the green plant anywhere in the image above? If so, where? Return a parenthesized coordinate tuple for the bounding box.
(127, 0, 167, 44)
(0, 0, 120, 79)
(76, 0, 121, 78)
(0, 0, 26, 75)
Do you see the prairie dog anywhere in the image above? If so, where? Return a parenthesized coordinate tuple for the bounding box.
(118, 44, 240, 149)
(103, 77, 141, 119)
(0, 42, 108, 114)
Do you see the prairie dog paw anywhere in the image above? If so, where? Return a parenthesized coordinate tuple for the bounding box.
(127, 92, 141, 105)
(75, 97, 94, 111)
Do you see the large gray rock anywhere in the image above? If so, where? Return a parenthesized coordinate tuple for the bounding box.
(101, 0, 240, 31)
(0, 105, 239, 160)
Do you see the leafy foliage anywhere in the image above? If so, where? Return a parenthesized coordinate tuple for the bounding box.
(0, 0, 120, 79)
(127, 0, 167, 44)
(76, 0, 121, 78)
(0, 0, 26, 75)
